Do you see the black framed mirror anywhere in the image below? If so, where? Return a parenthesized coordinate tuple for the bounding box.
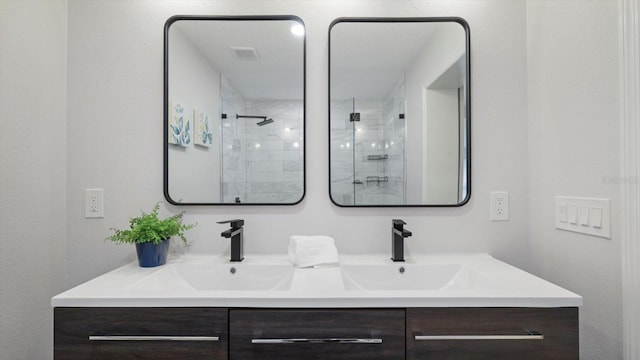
(164, 15, 305, 205)
(329, 17, 470, 207)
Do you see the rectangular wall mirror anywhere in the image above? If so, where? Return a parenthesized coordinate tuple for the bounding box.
(164, 16, 305, 205)
(329, 17, 470, 207)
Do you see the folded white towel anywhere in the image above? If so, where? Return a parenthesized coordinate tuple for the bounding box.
(288, 235, 339, 268)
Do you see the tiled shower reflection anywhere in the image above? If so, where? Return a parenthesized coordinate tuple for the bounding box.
(221, 79, 303, 203)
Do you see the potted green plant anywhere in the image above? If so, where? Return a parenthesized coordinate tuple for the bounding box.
(106, 202, 196, 267)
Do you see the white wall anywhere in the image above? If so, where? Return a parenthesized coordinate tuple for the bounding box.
(167, 26, 221, 203)
(3, 0, 624, 359)
(0, 1, 68, 359)
(406, 22, 466, 203)
(65, 0, 531, 288)
(527, 1, 622, 358)
(424, 88, 460, 203)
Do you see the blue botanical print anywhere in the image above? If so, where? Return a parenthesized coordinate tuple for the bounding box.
(169, 103, 191, 146)
(182, 118, 191, 145)
(198, 113, 213, 145)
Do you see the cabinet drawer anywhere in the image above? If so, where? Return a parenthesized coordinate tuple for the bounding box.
(54, 307, 228, 360)
(230, 309, 405, 360)
(407, 307, 578, 360)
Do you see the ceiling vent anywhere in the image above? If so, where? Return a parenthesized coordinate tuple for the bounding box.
(230, 47, 259, 61)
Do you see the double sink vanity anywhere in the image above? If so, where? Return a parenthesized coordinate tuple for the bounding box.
(52, 13, 580, 360)
(52, 253, 581, 359)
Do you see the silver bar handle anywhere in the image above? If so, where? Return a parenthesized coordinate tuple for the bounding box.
(415, 330, 544, 341)
(252, 338, 383, 344)
(89, 335, 219, 342)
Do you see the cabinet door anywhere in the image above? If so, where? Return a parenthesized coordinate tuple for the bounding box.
(54, 307, 228, 360)
(230, 309, 405, 360)
(407, 307, 578, 360)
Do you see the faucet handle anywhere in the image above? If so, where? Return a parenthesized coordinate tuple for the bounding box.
(217, 219, 244, 228)
(392, 219, 412, 238)
(392, 219, 407, 229)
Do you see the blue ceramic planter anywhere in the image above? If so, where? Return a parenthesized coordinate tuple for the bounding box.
(135, 239, 169, 267)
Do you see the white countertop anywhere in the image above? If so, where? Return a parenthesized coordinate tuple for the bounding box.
(51, 253, 582, 308)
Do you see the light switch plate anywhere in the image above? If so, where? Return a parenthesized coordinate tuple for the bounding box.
(555, 196, 610, 239)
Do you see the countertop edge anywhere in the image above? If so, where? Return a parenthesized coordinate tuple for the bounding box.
(51, 253, 583, 309)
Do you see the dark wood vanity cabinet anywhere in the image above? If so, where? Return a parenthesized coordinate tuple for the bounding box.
(54, 307, 578, 359)
(406, 307, 579, 360)
(54, 307, 228, 360)
(229, 309, 406, 360)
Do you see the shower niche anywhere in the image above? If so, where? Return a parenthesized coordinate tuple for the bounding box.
(329, 18, 470, 207)
(164, 16, 305, 205)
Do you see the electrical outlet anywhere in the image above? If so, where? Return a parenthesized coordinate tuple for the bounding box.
(85, 188, 104, 218)
(490, 191, 509, 221)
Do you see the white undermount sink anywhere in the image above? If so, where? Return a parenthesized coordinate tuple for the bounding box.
(173, 262, 294, 291)
(340, 263, 470, 291)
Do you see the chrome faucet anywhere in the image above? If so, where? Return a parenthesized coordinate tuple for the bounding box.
(218, 219, 244, 262)
(391, 219, 412, 262)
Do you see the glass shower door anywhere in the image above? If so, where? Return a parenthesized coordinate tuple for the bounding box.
(352, 100, 386, 205)
(330, 98, 356, 205)
(220, 89, 247, 204)
(330, 96, 406, 206)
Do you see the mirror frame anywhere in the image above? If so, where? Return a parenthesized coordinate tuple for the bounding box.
(328, 17, 471, 208)
(163, 15, 306, 206)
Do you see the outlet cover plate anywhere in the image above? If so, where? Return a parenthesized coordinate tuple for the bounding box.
(85, 188, 104, 218)
(490, 191, 509, 221)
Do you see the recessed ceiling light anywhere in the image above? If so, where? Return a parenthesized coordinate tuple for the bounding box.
(291, 23, 305, 37)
